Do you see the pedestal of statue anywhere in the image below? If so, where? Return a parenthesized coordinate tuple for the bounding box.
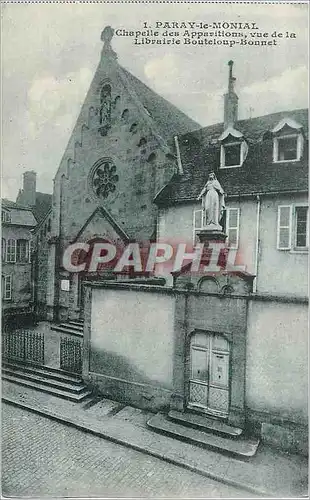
(197, 225, 227, 244)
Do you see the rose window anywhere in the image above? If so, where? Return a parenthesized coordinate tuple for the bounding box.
(92, 160, 119, 199)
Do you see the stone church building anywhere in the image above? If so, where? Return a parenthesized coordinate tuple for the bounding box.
(33, 27, 308, 455)
(37, 26, 198, 321)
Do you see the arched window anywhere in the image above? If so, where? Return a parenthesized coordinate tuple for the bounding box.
(99, 84, 112, 127)
(16, 239, 29, 263)
(129, 123, 138, 134)
(121, 109, 129, 122)
(2, 238, 6, 262)
(6, 239, 16, 263)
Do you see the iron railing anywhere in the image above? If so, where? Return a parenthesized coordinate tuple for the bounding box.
(60, 337, 82, 374)
(2, 330, 44, 365)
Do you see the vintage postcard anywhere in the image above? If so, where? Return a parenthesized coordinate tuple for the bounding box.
(1, 1, 308, 498)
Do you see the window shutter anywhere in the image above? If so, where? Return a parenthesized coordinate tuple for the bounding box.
(193, 209, 204, 243)
(277, 206, 292, 250)
(193, 209, 203, 230)
(4, 276, 12, 300)
(1, 239, 6, 262)
(226, 208, 240, 249)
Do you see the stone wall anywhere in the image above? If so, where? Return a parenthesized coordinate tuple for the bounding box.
(83, 280, 308, 454)
(83, 283, 175, 411)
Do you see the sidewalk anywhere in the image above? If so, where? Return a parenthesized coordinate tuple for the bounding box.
(2, 380, 308, 498)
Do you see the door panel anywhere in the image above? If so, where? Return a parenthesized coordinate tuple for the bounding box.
(210, 352, 229, 387)
(208, 386, 229, 413)
(189, 381, 208, 406)
(191, 347, 209, 381)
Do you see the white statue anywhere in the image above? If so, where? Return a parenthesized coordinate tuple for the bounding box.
(198, 172, 225, 229)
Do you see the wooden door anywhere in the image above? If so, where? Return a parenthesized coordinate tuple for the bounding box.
(188, 332, 230, 418)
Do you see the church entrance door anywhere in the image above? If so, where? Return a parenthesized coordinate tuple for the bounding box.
(187, 331, 230, 418)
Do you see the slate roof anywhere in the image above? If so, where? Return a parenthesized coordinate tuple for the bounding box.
(155, 108, 308, 206)
(120, 67, 200, 138)
(2, 199, 37, 226)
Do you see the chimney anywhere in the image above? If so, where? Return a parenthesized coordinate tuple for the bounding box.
(20, 171, 37, 206)
(223, 60, 238, 129)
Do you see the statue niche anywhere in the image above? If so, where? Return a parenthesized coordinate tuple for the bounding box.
(198, 172, 225, 231)
(99, 84, 112, 136)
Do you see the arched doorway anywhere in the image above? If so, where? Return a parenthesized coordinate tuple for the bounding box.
(187, 331, 231, 418)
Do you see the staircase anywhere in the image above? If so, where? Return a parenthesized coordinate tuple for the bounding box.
(51, 320, 84, 337)
(147, 410, 260, 458)
(2, 360, 92, 403)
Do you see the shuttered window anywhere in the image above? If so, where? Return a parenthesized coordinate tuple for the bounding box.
(226, 208, 240, 249)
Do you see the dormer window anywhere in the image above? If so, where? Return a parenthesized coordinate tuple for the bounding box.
(219, 127, 247, 169)
(273, 134, 303, 163)
(272, 118, 304, 163)
(221, 142, 241, 168)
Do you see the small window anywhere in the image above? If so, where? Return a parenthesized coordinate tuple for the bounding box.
(47, 219, 51, 232)
(16, 239, 29, 263)
(121, 109, 129, 122)
(3, 275, 12, 300)
(6, 239, 16, 263)
(2, 238, 6, 262)
(2, 211, 11, 223)
(273, 134, 303, 163)
(226, 208, 240, 249)
(295, 206, 308, 249)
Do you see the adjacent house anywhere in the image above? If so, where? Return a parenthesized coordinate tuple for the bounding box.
(1, 171, 52, 329)
(1, 199, 36, 329)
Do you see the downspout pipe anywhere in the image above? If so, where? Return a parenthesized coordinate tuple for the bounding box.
(253, 194, 261, 293)
(174, 136, 184, 175)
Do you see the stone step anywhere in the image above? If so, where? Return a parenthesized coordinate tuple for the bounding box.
(147, 413, 260, 458)
(60, 322, 83, 332)
(50, 324, 83, 337)
(2, 374, 92, 402)
(2, 361, 82, 383)
(2, 367, 85, 393)
(168, 410, 243, 437)
(68, 321, 84, 328)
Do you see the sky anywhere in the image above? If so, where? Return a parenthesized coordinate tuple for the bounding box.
(1, 1, 308, 200)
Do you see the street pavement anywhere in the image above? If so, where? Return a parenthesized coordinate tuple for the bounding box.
(2, 404, 251, 498)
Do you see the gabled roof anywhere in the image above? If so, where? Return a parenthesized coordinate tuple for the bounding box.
(2, 199, 37, 226)
(119, 67, 200, 138)
(72, 206, 130, 244)
(155, 108, 308, 206)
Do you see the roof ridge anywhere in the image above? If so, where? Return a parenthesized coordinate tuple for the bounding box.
(182, 107, 308, 138)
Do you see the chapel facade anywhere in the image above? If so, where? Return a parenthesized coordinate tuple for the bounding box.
(36, 27, 199, 321)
